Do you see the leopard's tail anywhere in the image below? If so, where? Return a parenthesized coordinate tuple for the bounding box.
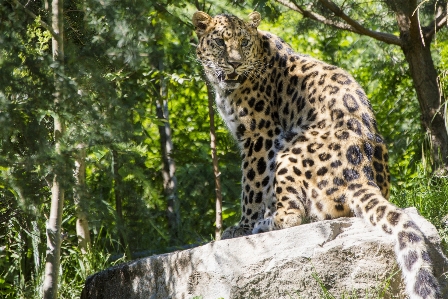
(348, 187, 441, 299)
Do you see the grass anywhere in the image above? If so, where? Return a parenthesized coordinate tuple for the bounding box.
(310, 267, 401, 299)
(390, 168, 448, 252)
(0, 227, 126, 299)
(57, 244, 126, 299)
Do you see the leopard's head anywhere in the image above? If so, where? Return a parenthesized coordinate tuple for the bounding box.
(193, 11, 262, 90)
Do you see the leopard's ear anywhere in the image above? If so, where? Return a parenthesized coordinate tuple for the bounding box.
(193, 11, 212, 37)
(247, 11, 261, 28)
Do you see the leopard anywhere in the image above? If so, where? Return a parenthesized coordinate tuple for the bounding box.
(192, 11, 441, 299)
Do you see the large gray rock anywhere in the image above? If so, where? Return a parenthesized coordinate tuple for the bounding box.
(81, 208, 448, 299)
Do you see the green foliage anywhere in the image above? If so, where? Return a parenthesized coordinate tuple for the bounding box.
(1, 1, 241, 296)
(435, 29, 448, 140)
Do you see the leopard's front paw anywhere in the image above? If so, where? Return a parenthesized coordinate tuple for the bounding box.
(221, 225, 251, 239)
(252, 217, 274, 234)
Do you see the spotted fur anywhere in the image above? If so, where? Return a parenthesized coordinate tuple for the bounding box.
(193, 11, 441, 299)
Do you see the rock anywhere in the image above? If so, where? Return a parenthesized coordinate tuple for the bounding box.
(81, 208, 448, 299)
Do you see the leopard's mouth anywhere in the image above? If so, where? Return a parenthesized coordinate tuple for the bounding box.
(226, 72, 239, 80)
(218, 71, 242, 83)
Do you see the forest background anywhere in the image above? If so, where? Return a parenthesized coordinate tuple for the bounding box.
(1, 0, 448, 298)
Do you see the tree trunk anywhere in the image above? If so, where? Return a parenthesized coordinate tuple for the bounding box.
(31, 220, 41, 274)
(42, 0, 64, 297)
(112, 149, 123, 226)
(206, 84, 223, 240)
(111, 148, 131, 258)
(74, 144, 91, 253)
(394, 2, 448, 173)
(43, 168, 65, 299)
(402, 42, 448, 173)
(156, 62, 180, 244)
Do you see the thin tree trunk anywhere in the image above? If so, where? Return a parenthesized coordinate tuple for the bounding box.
(112, 149, 123, 226)
(111, 148, 131, 258)
(43, 168, 64, 299)
(156, 62, 180, 244)
(43, 0, 64, 297)
(206, 84, 223, 240)
(74, 144, 91, 253)
(31, 220, 41, 274)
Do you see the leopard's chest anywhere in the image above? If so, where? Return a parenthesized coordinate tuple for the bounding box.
(215, 92, 241, 139)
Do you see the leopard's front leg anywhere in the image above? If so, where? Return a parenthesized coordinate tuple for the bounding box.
(252, 137, 307, 234)
(221, 134, 279, 239)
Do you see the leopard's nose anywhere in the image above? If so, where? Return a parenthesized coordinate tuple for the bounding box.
(228, 61, 242, 69)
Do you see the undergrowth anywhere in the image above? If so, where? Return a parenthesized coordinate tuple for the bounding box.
(0, 227, 125, 299)
(389, 166, 448, 253)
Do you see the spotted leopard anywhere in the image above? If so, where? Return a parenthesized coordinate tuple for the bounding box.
(193, 11, 440, 299)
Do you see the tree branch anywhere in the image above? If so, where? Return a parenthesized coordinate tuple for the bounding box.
(276, 0, 402, 46)
(10, 0, 59, 38)
(277, 0, 356, 30)
(317, 0, 402, 45)
(407, 0, 423, 43)
(424, 9, 447, 40)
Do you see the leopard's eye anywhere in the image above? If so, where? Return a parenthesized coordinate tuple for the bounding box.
(214, 38, 225, 47)
(241, 39, 250, 47)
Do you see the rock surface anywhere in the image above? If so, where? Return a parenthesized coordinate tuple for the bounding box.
(81, 208, 448, 299)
